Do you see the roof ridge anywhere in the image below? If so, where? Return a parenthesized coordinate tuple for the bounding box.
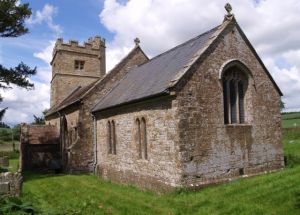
(45, 86, 82, 116)
(168, 21, 230, 88)
(80, 45, 148, 99)
(145, 25, 221, 64)
(91, 19, 233, 112)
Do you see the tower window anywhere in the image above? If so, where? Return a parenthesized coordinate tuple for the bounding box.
(74, 60, 85, 70)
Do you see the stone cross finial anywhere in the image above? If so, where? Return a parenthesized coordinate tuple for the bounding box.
(225, 3, 232, 15)
(134, 37, 140, 46)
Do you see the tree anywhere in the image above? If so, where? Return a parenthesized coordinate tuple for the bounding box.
(32, 115, 45, 125)
(0, 0, 31, 37)
(0, 121, 10, 128)
(280, 100, 285, 111)
(0, 0, 36, 121)
(32, 109, 48, 125)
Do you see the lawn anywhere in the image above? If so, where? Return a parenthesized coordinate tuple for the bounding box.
(282, 112, 300, 120)
(21, 166, 300, 215)
(12, 128, 300, 215)
(0, 142, 20, 152)
(282, 112, 300, 128)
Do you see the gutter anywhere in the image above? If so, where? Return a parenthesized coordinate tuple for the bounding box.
(92, 114, 97, 173)
(91, 90, 171, 114)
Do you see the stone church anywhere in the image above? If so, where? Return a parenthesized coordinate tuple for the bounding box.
(45, 8, 284, 191)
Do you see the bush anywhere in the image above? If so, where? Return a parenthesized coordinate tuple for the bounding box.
(0, 126, 20, 142)
(0, 196, 36, 214)
(0, 128, 12, 141)
(0, 151, 19, 159)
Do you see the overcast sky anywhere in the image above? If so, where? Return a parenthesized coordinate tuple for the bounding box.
(0, 0, 300, 125)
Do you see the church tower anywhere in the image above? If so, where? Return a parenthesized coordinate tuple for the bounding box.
(50, 36, 106, 107)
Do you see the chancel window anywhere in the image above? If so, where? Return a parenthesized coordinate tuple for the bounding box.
(223, 68, 248, 124)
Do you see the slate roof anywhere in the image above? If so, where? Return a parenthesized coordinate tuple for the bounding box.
(45, 45, 148, 117)
(92, 25, 222, 112)
(46, 82, 95, 116)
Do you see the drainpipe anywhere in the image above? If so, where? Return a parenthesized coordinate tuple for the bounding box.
(92, 114, 97, 174)
(57, 111, 62, 155)
(56, 111, 63, 170)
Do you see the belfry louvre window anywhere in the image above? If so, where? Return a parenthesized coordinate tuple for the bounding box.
(74, 60, 85, 70)
(107, 120, 116, 154)
(136, 117, 147, 159)
(222, 68, 248, 124)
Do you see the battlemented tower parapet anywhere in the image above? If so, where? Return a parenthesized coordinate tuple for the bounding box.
(52, 36, 106, 59)
(50, 36, 106, 107)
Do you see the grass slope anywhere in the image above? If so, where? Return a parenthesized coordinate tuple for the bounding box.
(19, 129, 300, 215)
(22, 167, 300, 215)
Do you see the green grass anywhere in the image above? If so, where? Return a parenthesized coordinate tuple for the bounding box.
(21, 168, 300, 215)
(282, 112, 300, 128)
(15, 128, 300, 215)
(0, 141, 20, 152)
(1, 151, 19, 173)
(282, 112, 300, 120)
(7, 159, 19, 172)
(283, 118, 300, 128)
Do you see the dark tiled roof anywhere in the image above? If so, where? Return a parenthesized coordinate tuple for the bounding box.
(92, 25, 221, 112)
(46, 82, 95, 116)
(45, 45, 148, 117)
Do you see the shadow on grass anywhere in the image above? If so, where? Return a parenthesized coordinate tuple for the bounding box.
(22, 171, 69, 182)
(284, 154, 300, 167)
(295, 191, 300, 210)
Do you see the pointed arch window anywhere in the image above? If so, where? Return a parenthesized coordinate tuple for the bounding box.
(136, 117, 148, 159)
(141, 118, 147, 159)
(222, 68, 248, 124)
(107, 120, 116, 155)
(136, 118, 142, 158)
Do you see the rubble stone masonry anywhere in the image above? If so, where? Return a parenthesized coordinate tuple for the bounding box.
(50, 37, 106, 107)
(175, 23, 284, 187)
(95, 22, 283, 191)
(46, 46, 148, 172)
(0, 172, 22, 197)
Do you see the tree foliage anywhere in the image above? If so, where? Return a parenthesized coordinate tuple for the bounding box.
(0, 62, 36, 90)
(32, 109, 48, 125)
(0, 0, 32, 37)
(0, 121, 10, 128)
(281, 100, 285, 111)
(0, 0, 36, 123)
(32, 115, 45, 125)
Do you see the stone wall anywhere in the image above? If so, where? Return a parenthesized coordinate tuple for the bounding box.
(174, 23, 284, 187)
(51, 74, 98, 107)
(79, 46, 149, 172)
(95, 97, 181, 192)
(47, 117, 60, 133)
(94, 22, 283, 191)
(20, 124, 60, 172)
(46, 46, 149, 172)
(0, 172, 22, 197)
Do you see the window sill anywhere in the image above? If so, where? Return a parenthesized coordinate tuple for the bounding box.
(224, 123, 252, 128)
(137, 159, 149, 163)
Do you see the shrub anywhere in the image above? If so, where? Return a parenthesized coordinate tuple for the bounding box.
(0, 196, 36, 214)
